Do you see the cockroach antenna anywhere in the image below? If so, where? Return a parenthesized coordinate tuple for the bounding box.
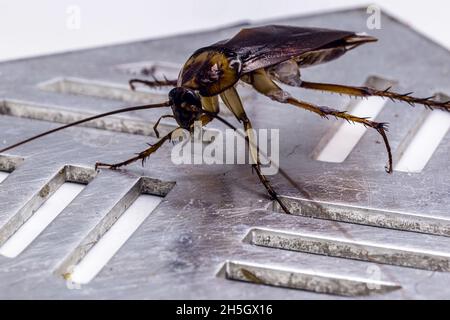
(0, 101, 171, 154)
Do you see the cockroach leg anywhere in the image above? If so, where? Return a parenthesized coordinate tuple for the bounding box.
(219, 87, 259, 162)
(285, 97, 393, 173)
(252, 163, 291, 214)
(200, 96, 220, 114)
(129, 78, 177, 91)
(202, 110, 291, 214)
(241, 117, 286, 211)
(246, 69, 393, 173)
(95, 129, 176, 170)
(198, 114, 214, 126)
(153, 114, 174, 138)
(299, 81, 450, 112)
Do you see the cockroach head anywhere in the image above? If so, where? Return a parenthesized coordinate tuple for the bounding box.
(168, 87, 203, 129)
(168, 87, 201, 109)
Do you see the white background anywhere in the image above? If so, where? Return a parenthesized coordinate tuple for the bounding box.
(1, 0, 450, 62)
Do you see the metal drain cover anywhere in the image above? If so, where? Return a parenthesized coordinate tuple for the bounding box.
(1, 8, 450, 299)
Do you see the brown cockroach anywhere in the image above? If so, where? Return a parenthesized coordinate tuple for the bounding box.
(1, 25, 450, 214)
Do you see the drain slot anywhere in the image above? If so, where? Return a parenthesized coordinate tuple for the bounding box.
(247, 228, 450, 271)
(58, 177, 174, 284)
(67, 194, 162, 284)
(0, 165, 95, 251)
(39, 77, 167, 104)
(115, 60, 181, 79)
(0, 99, 176, 137)
(313, 76, 395, 164)
(221, 261, 400, 296)
(274, 196, 450, 237)
(0, 183, 84, 258)
(394, 94, 450, 173)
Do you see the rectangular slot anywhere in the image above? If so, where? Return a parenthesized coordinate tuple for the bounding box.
(221, 261, 400, 296)
(38, 77, 167, 104)
(67, 194, 162, 284)
(313, 77, 395, 163)
(115, 60, 181, 79)
(0, 165, 95, 254)
(247, 228, 450, 271)
(274, 196, 450, 237)
(0, 182, 84, 258)
(316, 97, 386, 162)
(394, 94, 450, 172)
(58, 176, 174, 285)
(0, 99, 177, 137)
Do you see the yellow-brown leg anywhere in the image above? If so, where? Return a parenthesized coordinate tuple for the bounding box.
(219, 86, 290, 213)
(95, 129, 176, 170)
(96, 111, 214, 170)
(300, 80, 450, 112)
(153, 114, 174, 138)
(245, 69, 393, 173)
(286, 96, 392, 173)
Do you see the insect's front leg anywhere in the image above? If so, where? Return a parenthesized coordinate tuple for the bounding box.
(299, 81, 450, 112)
(95, 129, 177, 170)
(153, 114, 174, 138)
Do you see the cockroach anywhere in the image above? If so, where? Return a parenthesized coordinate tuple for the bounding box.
(1, 25, 450, 214)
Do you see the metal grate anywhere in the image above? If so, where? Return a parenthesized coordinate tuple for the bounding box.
(0, 8, 449, 299)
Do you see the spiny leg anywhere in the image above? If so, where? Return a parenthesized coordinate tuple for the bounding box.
(299, 80, 450, 112)
(219, 87, 290, 213)
(251, 164, 291, 213)
(129, 77, 177, 90)
(287, 97, 392, 173)
(202, 109, 291, 213)
(245, 69, 393, 173)
(95, 129, 176, 170)
(252, 158, 290, 213)
(153, 114, 174, 138)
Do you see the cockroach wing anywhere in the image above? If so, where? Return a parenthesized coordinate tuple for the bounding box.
(211, 25, 361, 73)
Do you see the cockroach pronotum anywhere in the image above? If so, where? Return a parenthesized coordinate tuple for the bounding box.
(1, 25, 450, 214)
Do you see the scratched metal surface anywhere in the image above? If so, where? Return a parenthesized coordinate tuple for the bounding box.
(0, 8, 449, 299)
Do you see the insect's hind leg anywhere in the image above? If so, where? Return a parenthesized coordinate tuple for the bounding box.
(247, 69, 393, 173)
(286, 97, 392, 172)
(299, 80, 450, 112)
(95, 129, 176, 170)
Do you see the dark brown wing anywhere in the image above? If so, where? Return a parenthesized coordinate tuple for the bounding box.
(210, 25, 358, 73)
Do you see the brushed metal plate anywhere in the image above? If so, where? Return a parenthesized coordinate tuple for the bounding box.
(0, 8, 449, 299)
